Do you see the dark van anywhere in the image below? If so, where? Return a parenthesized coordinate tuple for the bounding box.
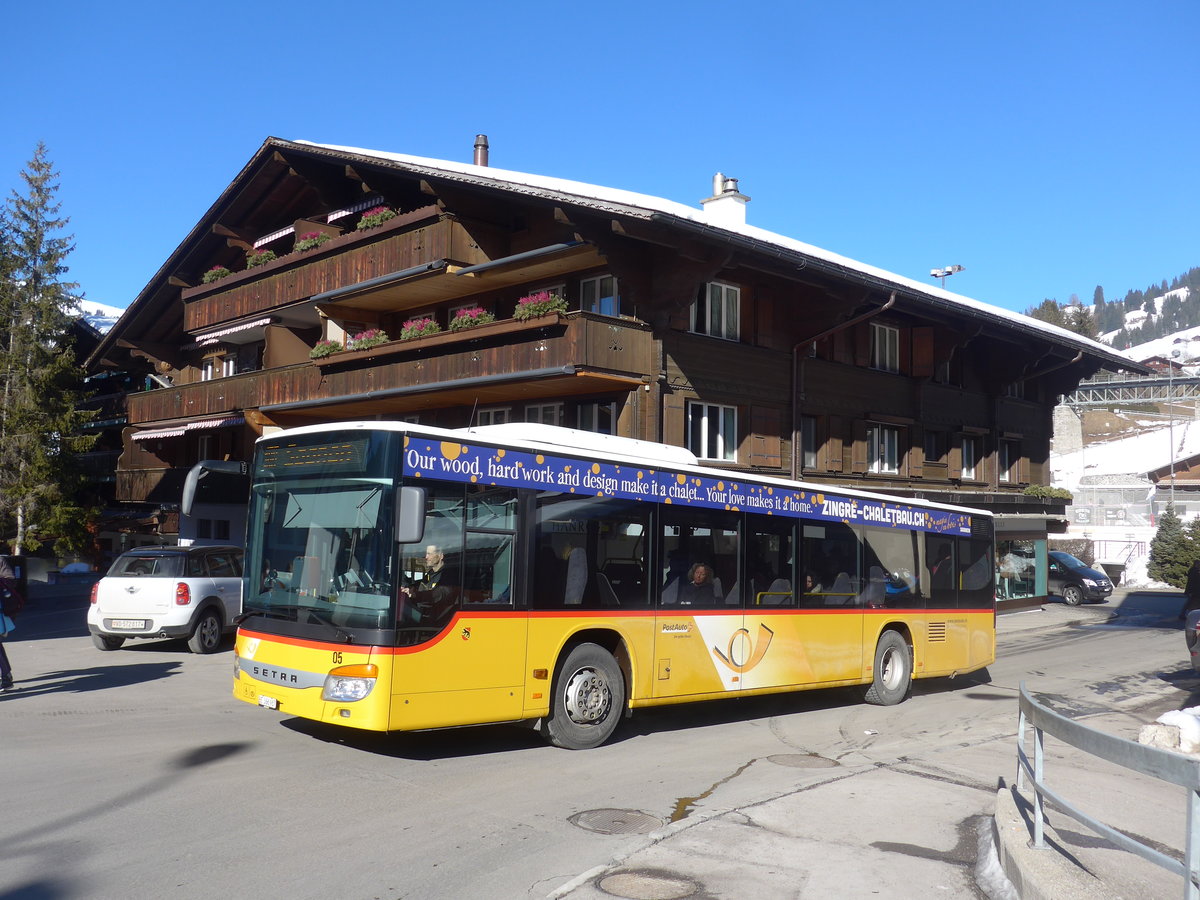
(1047, 550, 1113, 605)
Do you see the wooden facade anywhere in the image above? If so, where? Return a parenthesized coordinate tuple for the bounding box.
(88, 138, 1140, 540)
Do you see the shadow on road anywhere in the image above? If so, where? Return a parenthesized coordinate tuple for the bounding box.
(1080, 590, 1183, 631)
(0, 661, 183, 699)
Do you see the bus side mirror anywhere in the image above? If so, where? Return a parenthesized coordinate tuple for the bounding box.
(396, 486, 426, 544)
(181, 460, 249, 517)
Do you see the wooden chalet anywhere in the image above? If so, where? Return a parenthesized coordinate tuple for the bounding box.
(87, 136, 1141, 602)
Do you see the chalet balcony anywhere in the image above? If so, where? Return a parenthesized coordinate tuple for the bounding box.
(181, 206, 606, 333)
(127, 311, 653, 426)
(269, 310, 653, 419)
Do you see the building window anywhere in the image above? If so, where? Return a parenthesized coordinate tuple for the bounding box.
(578, 402, 617, 435)
(198, 434, 215, 460)
(924, 431, 945, 465)
(801, 415, 818, 470)
(961, 436, 980, 480)
(999, 439, 1019, 483)
(221, 355, 236, 378)
(477, 407, 510, 427)
(692, 282, 740, 341)
(580, 275, 619, 317)
(526, 403, 563, 426)
(1004, 381, 1026, 400)
(870, 323, 899, 373)
(687, 401, 737, 461)
(201, 359, 215, 382)
(867, 424, 901, 474)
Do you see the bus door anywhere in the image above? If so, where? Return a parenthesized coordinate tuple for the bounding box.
(392, 484, 526, 727)
(654, 506, 744, 699)
(794, 522, 865, 686)
(737, 516, 808, 692)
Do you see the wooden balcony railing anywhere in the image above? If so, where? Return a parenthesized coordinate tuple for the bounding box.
(126, 312, 653, 427)
(181, 208, 487, 332)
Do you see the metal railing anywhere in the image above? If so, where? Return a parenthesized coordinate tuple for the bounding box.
(1016, 682, 1200, 898)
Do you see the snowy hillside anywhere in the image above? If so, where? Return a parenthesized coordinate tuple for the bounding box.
(77, 301, 125, 335)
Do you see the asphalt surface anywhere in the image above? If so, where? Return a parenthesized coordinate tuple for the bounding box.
(6, 581, 1193, 899)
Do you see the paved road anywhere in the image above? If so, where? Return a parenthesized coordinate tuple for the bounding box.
(0, 586, 1192, 899)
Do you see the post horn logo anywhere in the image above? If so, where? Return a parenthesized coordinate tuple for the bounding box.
(712, 623, 775, 673)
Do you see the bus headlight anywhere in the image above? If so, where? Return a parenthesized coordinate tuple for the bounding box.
(322, 664, 378, 702)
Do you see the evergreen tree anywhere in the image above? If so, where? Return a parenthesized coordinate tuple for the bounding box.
(1149, 503, 1191, 588)
(1060, 302, 1098, 339)
(0, 143, 96, 555)
(1026, 298, 1065, 328)
(1093, 285, 1105, 306)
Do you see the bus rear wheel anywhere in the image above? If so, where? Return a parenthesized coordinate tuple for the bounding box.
(544, 643, 624, 750)
(863, 630, 911, 706)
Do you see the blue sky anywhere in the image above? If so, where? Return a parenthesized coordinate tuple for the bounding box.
(4, 1, 1197, 316)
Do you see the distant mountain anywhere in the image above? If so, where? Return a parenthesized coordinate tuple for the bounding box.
(1026, 266, 1200, 354)
(77, 301, 125, 335)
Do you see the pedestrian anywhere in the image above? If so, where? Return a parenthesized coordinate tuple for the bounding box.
(0, 554, 23, 691)
(1182, 560, 1200, 621)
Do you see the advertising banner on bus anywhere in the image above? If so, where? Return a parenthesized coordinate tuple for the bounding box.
(402, 436, 973, 536)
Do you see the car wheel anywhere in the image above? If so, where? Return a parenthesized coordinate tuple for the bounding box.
(543, 643, 624, 750)
(92, 634, 126, 651)
(863, 630, 912, 706)
(187, 609, 222, 654)
(1062, 584, 1084, 606)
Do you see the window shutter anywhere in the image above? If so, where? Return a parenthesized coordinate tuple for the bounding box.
(851, 420, 869, 474)
(912, 327, 934, 377)
(898, 327, 912, 376)
(950, 435, 963, 479)
(663, 391, 687, 450)
(749, 407, 782, 468)
(910, 425, 924, 478)
(854, 323, 871, 367)
(827, 415, 845, 472)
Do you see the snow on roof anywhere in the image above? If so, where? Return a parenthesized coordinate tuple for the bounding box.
(1052, 421, 1200, 490)
(298, 140, 1132, 368)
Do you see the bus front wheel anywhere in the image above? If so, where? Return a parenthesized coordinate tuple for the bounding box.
(544, 643, 625, 750)
(863, 630, 911, 706)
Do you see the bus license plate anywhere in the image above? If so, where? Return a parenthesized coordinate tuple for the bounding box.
(258, 695, 279, 710)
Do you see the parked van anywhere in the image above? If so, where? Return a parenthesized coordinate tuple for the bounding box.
(1047, 550, 1113, 605)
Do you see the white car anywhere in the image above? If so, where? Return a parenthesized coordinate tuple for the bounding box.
(87, 546, 243, 653)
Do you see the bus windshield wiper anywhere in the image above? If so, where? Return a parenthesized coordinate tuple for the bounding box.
(297, 605, 355, 643)
(234, 606, 291, 624)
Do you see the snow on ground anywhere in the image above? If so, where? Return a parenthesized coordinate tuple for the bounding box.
(1051, 419, 1200, 492)
(1050, 421, 1180, 590)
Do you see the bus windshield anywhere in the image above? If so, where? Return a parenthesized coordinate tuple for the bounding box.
(243, 431, 401, 639)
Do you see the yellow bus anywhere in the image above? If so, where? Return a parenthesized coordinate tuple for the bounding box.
(232, 422, 995, 749)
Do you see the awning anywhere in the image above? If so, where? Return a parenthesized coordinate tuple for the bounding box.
(132, 415, 245, 441)
(187, 317, 274, 349)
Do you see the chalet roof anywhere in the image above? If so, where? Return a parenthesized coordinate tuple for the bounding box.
(90, 136, 1145, 375)
(298, 140, 1140, 373)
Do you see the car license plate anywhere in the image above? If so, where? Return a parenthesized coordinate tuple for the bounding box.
(111, 619, 147, 630)
(258, 695, 279, 710)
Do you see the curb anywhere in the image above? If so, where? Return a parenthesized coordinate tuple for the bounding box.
(993, 785, 1107, 900)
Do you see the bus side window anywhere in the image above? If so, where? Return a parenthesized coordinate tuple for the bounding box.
(659, 506, 739, 610)
(533, 492, 650, 609)
(926, 534, 957, 609)
(746, 516, 795, 607)
(801, 522, 859, 607)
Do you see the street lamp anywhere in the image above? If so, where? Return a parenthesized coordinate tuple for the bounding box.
(1169, 349, 1180, 507)
(930, 265, 965, 289)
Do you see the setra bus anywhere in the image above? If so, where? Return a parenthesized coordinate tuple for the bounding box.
(232, 421, 995, 749)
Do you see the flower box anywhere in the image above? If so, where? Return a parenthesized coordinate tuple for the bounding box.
(312, 313, 566, 368)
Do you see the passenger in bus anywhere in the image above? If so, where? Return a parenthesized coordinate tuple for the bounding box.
(676, 563, 721, 606)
